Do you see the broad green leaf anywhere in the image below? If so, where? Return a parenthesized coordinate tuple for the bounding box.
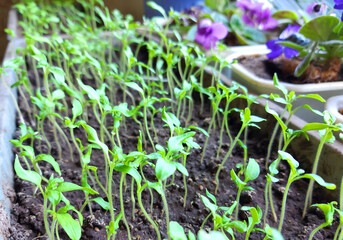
(312, 202, 337, 223)
(56, 182, 84, 192)
(155, 158, 176, 181)
(167, 132, 195, 154)
(244, 158, 260, 182)
(126, 82, 144, 96)
(170, 221, 187, 240)
(297, 94, 325, 102)
(272, 10, 298, 20)
(57, 213, 81, 240)
(14, 155, 41, 187)
(201, 195, 218, 214)
(91, 197, 111, 210)
(81, 123, 108, 153)
(302, 123, 331, 132)
(147, 1, 167, 18)
(188, 230, 196, 240)
(299, 16, 340, 41)
(299, 174, 336, 190)
(205, 189, 217, 204)
(172, 162, 189, 176)
(52, 89, 65, 100)
(278, 151, 299, 169)
(265, 224, 284, 240)
(35, 154, 61, 175)
(146, 181, 164, 195)
(78, 80, 100, 104)
(72, 99, 83, 119)
(114, 164, 142, 185)
(225, 220, 247, 233)
(197, 229, 227, 240)
(231, 169, 246, 188)
(49, 67, 65, 85)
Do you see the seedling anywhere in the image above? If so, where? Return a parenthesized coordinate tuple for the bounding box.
(302, 111, 343, 217)
(278, 151, 336, 232)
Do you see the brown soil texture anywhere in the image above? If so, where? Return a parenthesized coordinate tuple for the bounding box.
(238, 54, 343, 84)
(7, 72, 339, 239)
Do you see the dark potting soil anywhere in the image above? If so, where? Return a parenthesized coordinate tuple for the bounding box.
(237, 54, 343, 84)
(7, 74, 339, 239)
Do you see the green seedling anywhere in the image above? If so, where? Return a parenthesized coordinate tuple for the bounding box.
(14, 155, 98, 240)
(302, 111, 343, 218)
(264, 74, 324, 170)
(162, 107, 207, 205)
(31, 88, 73, 161)
(201, 85, 226, 163)
(263, 224, 284, 240)
(309, 201, 337, 240)
(231, 158, 260, 221)
(201, 189, 247, 239)
(241, 205, 263, 240)
(277, 151, 336, 232)
(215, 108, 265, 194)
(264, 102, 308, 222)
(154, 132, 196, 239)
(216, 82, 242, 159)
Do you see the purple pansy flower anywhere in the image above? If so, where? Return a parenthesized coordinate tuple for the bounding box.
(195, 18, 228, 50)
(236, 0, 277, 30)
(266, 25, 300, 59)
(334, 0, 343, 21)
(306, 2, 327, 14)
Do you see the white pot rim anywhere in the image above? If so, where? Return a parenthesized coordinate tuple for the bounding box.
(227, 45, 343, 93)
(326, 95, 343, 124)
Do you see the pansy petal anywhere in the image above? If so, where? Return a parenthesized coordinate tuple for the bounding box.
(334, 4, 343, 9)
(262, 18, 278, 30)
(211, 22, 228, 40)
(195, 32, 206, 46)
(284, 47, 299, 59)
(266, 48, 283, 59)
(242, 14, 255, 27)
(266, 39, 281, 50)
(279, 24, 300, 39)
(202, 36, 218, 50)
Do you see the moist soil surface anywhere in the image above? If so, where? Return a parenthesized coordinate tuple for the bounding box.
(238, 54, 343, 84)
(7, 71, 339, 239)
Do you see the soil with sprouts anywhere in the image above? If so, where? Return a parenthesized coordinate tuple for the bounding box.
(7, 75, 339, 240)
(238, 54, 343, 84)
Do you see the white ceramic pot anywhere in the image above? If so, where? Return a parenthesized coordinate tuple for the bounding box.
(326, 95, 343, 124)
(224, 45, 343, 123)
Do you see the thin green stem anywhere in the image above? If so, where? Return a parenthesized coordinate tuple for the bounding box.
(137, 185, 161, 240)
(215, 125, 245, 194)
(278, 180, 291, 232)
(303, 132, 327, 218)
(120, 173, 131, 240)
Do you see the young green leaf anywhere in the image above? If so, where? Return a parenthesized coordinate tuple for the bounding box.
(56, 213, 81, 240)
(14, 155, 41, 187)
(35, 154, 61, 175)
(155, 158, 176, 181)
(170, 221, 187, 240)
(244, 158, 260, 182)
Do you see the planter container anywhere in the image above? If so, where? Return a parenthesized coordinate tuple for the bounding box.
(2, 33, 343, 240)
(224, 45, 343, 123)
(326, 95, 343, 124)
(0, 38, 25, 240)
